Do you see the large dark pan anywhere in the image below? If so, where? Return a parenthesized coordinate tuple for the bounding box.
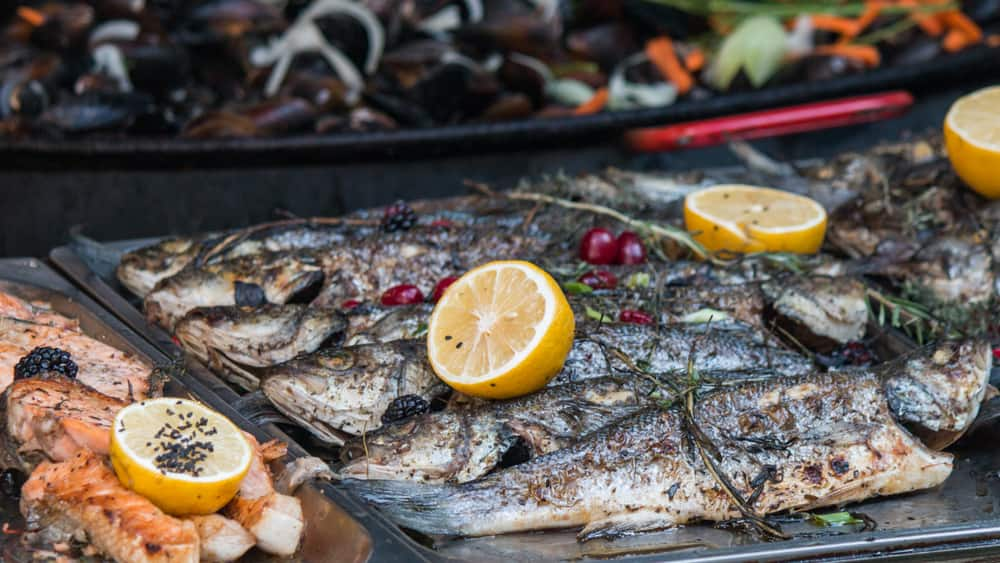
(5, 46, 999, 170)
(50, 233, 1000, 562)
(0, 257, 430, 563)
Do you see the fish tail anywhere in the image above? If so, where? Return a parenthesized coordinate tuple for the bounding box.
(341, 478, 474, 536)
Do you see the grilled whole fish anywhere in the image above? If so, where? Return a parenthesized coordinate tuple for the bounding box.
(311, 227, 549, 306)
(761, 276, 868, 350)
(117, 237, 206, 298)
(21, 450, 201, 563)
(270, 324, 807, 445)
(555, 322, 812, 385)
(173, 304, 347, 390)
(343, 303, 434, 346)
(0, 317, 159, 400)
(1, 375, 127, 472)
(339, 377, 653, 483)
(144, 252, 325, 329)
(347, 339, 990, 540)
(117, 222, 361, 298)
(261, 340, 446, 445)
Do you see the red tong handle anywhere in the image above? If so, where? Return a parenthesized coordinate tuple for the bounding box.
(625, 91, 914, 152)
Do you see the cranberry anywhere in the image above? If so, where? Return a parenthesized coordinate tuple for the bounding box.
(616, 231, 646, 265)
(381, 284, 425, 306)
(578, 270, 618, 290)
(341, 299, 361, 310)
(619, 309, 654, 325)
(432, 276, 459, 302)
(993, 347, 1000, 361)
(579, 228, 619, 265)
(430, 219, 454, 228)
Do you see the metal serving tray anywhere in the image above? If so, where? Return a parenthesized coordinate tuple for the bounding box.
(50, 243, 1000, 562)
(0, 257, 422, 563)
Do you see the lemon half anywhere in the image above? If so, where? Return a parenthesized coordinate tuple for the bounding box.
(945, 85, 1000, 199)
(427, 260, 575, 400)
(109, 398, 252, 515)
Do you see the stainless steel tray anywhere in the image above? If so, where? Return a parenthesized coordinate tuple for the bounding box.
(0, 257, 401, 563)
(50, 243, 1000, 563)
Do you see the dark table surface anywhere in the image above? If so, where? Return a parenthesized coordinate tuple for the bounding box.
(1, 78, 996, 258)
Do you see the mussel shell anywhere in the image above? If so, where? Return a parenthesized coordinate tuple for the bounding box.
(566, 23, 638, 71)
(40, 91, 155, 133)
(412, 62, 499, 123)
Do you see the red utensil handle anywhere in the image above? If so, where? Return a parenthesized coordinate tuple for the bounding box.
(625, 91, 915, 152)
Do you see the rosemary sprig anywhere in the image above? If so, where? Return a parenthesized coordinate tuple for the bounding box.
(465, 180, 714, 262)
(864, 285, 943, 344)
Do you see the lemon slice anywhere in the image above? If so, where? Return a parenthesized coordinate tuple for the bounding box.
(945, 85, 1000, 199)
(427, 260, 575, 399)
(109, 398, 253, 516)
(684, 184, 827, 254)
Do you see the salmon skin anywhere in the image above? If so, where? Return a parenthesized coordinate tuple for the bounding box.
(0, 291, 79, 331)
(1, 375, 127, 472)
(0, 316, 159, 400)
(345, 340, 990, 539)
(20, 450, 201, 563)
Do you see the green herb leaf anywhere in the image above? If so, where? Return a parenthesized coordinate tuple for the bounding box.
(585, 306, 611, 322)
(410, 322, 428, 338)
(808, 511, 864, 527)
(709, 16, 787, 90)
(625, 272, 651, 289)
(681, 308, 731, 324)
(563, 281, 594, 295)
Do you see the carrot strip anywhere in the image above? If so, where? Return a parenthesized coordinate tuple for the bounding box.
(940, 11, 983, 42)
(813, 44, 882, 67)
(573, 87, 608, 116)
(942, 29, 974, 52)
(897, 0, 945, 36)
(684, 49, 705, 73)
(645, 37, 693, 95)
(16, 6, 46, 27)
(809, 14, 859, 36)
(849, 2, 883, 38)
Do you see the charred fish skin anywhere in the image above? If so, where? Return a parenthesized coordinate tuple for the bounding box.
(343, 303, 434, 346)
(339, 377, 654, 483)
(881, 338, 992, 446)
(144, 252, 324, 329)
(260, 340, 444, 446)
(311, 227, 550, 306)
(347, 369, 953, 539)
(762, 275, 869, 350)
(556, 322, 813, 385)
(173, 304, 347, 391)
(116, 236, 204, 298)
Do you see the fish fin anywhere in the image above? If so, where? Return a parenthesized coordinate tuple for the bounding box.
(578, 511, 675, 542)
(341, 478, 469, 536)
(795, 478, 880, 512)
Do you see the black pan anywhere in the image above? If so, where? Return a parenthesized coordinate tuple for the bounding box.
(3, 45, 998, 170)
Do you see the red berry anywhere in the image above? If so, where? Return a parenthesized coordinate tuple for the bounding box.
(381, 284, 425, 306)
(579, 228, 619, 265)
(578, 270, 618, 290)
(430, 219, 454, 228)
(616, 231, 646, 265)
(432, 276, 459, 302)
(619, 309, 654, 325)
(993, 347, 1000, 361)
(341, 299, 361, 310)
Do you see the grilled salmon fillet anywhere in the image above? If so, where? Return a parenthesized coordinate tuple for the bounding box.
(0, 318, 157, 400)
(0, 292, 79, 331)
(2, 376, 127, 471)
(20, 450, 200, 563)
(224, 434, 303, 556)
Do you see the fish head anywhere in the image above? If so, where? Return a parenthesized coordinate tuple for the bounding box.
(765, 276, 868, 351)
(116, 237, 200, 297)
(338, 410, 470, 482)
(884, 338, 992, 449)
(344, 304, 434, 346)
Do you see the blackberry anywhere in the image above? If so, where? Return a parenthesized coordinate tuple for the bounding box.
(14, 346, 78, 379)
(381, 394, 429, 424)
(381, 201, 416, 232)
